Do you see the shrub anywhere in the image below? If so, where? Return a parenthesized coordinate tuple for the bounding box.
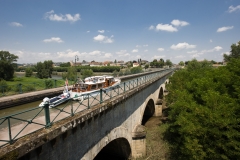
(45, 79, 53, 89)
(25, 68, 33, 77)
(0, 79, 8, 92)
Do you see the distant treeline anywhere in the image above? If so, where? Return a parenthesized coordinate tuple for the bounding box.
(16, 66, 121, 73)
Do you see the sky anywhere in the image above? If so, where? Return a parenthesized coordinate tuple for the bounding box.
(0, 0, 240, 64)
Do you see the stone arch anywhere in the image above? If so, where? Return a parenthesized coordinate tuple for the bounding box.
(94, 138, 131, 160)
(141, 98, 155, 125)
(158, 87, 164, 99)
(82, 127, 131, 160)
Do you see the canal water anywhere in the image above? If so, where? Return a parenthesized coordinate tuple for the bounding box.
(0, 75, 137, 115)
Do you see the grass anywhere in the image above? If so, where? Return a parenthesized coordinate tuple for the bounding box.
(134, 117, 171, 160)
(0, 76, 70, 97)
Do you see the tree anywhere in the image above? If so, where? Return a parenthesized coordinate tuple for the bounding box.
(60, 62, 71, 67)
(44, 60, 53, 78)
(165, 58, 240, 159)
(62, 67, 77, 81)
(81, 69, 93, 79)
(178, 61, 184, 66)
(0, 51, 18, 80)
(25, 68, 33, 77)
(36, 62, 48, 79)
(223, 41, 240, 62)
(130, 66, 143, 74)
(35, 60, 53, 79)
(186, 59, 212, 72)
(165, 59, 172, 67)
(144, 64, 149, 70)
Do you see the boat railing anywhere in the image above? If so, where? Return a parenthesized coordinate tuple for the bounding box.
(0, 69, 175, 148)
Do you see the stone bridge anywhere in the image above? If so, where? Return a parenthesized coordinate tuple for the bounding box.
(0, 70, 173, 160)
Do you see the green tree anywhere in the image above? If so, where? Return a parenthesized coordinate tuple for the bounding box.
(62, 67, 77, 81)
(165, 59, 172, 67)
(178, 61, 184, 66)
(130, 66, 143, 74)
(224, 41, 240, 62)
(36, 62, 48, 79)
(81, 69, 93, 79)
(44, 60, 53, 78)
(25, 68, 33, 77)
(60, 62, 71, 67)
(144, 64, 149, 70)
(0, 51, 18, 80)
(165, 59, 240, 159)
(35, 60, 53, 79)
(112, 70, 118, 77)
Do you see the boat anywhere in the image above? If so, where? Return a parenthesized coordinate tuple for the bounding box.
(39, 80, 71, 108)
(69, 75, 121, 101)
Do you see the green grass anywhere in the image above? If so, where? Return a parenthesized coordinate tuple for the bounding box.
(0, 76, 73, 97)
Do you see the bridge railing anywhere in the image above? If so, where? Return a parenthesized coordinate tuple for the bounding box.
(0, 69, 174, 147)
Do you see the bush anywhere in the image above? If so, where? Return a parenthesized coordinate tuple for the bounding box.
(23, 85, 35, 92)
(25, 68, 33, 77)
(81, 69, 93, 79)
(45, 79, 53, 89)
(130, 67, 143, 74)
(0, 79, 8, 92)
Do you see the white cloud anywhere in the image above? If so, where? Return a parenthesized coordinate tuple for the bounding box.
(191, 54, 200, 58)
(98, 30, 105, 33)
(175, 55, 185, 58)
(104, 53, 112, 58)
(152, 55, 166, 59)
(136, 55, 141, 58)
(157, 48, 164, 52)
(45, 10, 80, 22)
(87, 31, 90, 33)
(132, 49, 138, 53)
(43, 37, 64, 43)
(149, 19, 189, 32)
(156, 24, 178, 32)
(171, 19, 189, 26)
(187, 50, 198, 54)
(170, 42, 196, 50)
(222, 52, 230, 55)
(188, 46, 223, 58)
(143, 44, 148, 47)
(213, 46, 223, 51)
(228, 5, 240, 13)
(217, 26, 234, 32)
(210, 39, 213, 43)
(116, 50, 130, 57)
(93, 35, 114, 43)
(94, 35, 105, 41)
(136, 45, 141, 48)
(149, 25, 155, 30)
(144, 50, 148, 52)
(10, 22, 23, 27)
(89, 50, 101, 56)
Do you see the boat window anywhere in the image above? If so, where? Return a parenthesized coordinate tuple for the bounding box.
(91, 85, 97, 90)
(98, 83, 103, 88)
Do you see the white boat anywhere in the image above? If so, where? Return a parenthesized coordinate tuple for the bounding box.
(39, 81, 71, 108)
(69, 75, 121, 101)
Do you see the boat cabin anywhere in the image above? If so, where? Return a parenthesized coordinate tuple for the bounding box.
(71, 76, 118, 93)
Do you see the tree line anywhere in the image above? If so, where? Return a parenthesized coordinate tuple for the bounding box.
(164, 41, 240, 159)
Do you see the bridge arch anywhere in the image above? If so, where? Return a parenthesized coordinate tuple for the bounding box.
(141, 98, 155, 125)
(94, 138, 131, 160)
(82, 127, 132, 160)
(158, 86, 164, 99)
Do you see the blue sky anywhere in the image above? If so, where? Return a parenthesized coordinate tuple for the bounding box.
(0, 0, 240, 64)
